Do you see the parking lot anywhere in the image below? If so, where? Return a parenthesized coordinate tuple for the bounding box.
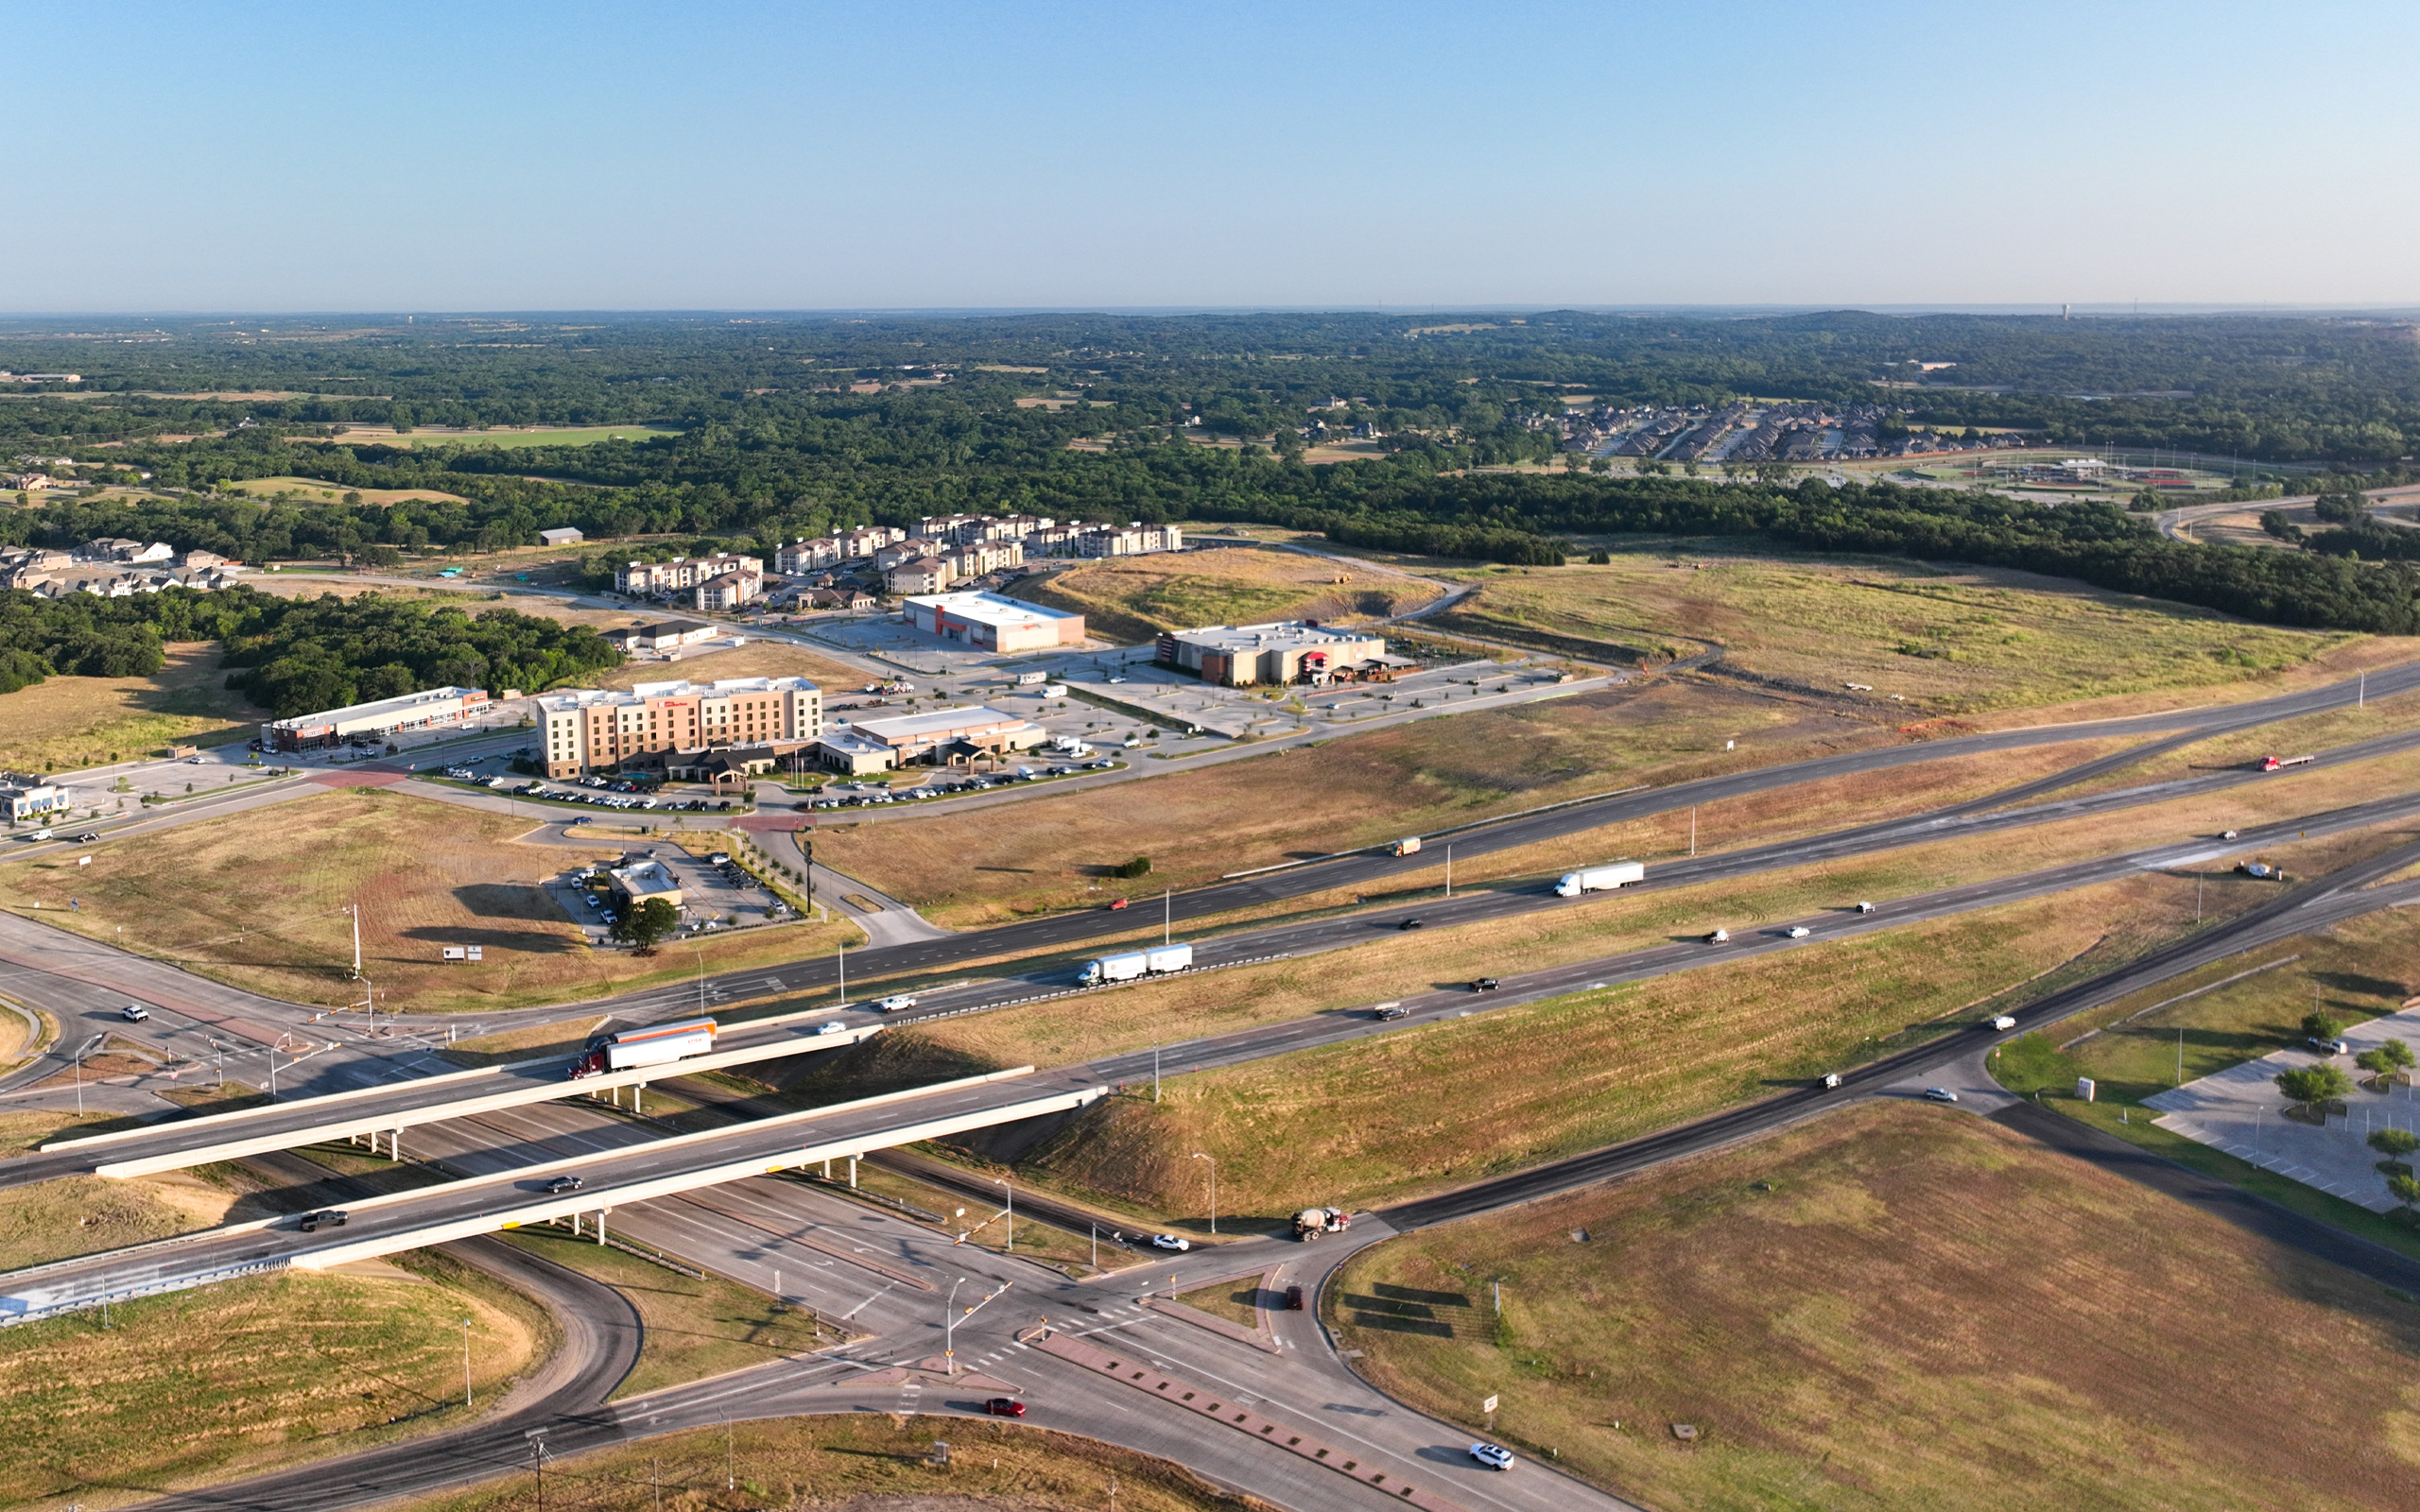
(550, 845, 793, 941)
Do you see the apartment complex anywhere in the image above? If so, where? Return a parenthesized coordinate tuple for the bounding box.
(908, 513, 1182, 558)
(1156, 621, 1391, 687)
(902, 591, 1084, 651)
(770, 526, 908, 575)
(535, 677, 821, 778)
(613, 552, 762, 598)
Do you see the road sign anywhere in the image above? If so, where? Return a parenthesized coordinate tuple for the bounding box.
(1481, 1395, 1498, 1414)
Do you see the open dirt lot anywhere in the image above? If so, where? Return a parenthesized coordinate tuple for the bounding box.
(0, 1251, 546, 1512)
(1336, 1100, 2420, 1512)
(0, 789, 853, 1014)
(597, 638, 869, 696)
(1433, 546, 2396, 713)
(1015, 543, 1445, 644)
(0, 642, 267, 772)
(325, 423, 683, 449)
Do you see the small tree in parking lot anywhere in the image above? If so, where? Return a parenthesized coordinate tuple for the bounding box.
(2389, 1174, 2420, 1215)
(2276, 1064, 2353, 1109)
(2368, 1127, 2419, 1173)
(611, 897, 680, 955)
(2358, 1039, 2417, 1078)
(2302, 1010, 2340, 1042)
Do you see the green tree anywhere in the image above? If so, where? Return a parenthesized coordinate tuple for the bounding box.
(2300, 1010, 2339, 1041)
(2367, 1127, 2418, 1166)
(2389, 1173, 2420, 1212)
(2357, 1039, 2417, 1077)
(2275, 1064, 2353, 1107)
(2259, 510, 2305, 543)
(610, 897, 680, 954)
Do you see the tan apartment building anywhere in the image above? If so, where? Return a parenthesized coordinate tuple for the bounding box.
(614, 552, 763, 597)
(535, 676, 821, 778)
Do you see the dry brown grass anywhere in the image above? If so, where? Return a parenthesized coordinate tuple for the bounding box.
(0, 789, 855, 1014)
(1434, 546, 2409, 715)
(1336, 1100, 2420, 1512)
(226, 476, 469, 506)
(0, 1167, 260, 1270)
(816, 675, 1891, 923)
(0, 643, 266, 773)
(391, 1414, 1252, 1512)
(0, 1249, 547, 1511)
(595, 640, 869, 696)
(1014, 543, 1444, 643)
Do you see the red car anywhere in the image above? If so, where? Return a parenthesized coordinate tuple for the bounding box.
(1107, 898, 1129, 911)
(984, 1397, 1026, 1418)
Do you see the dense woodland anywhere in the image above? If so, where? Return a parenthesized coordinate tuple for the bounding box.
(0, 586, 620, 714)
(3, 310, 2419, 646)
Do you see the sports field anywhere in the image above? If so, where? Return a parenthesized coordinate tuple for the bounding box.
(0, 642, 266, 773)
(0, 789, 853, 1014)
(1432, 548, 2383, 713)
(1335, 1100, 2420, 1512)
(1019, 542, 1444, 642)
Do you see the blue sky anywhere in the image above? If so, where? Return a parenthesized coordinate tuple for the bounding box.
(5, 1, 2412, 312)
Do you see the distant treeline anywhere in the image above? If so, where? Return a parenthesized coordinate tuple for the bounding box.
(0, 587, 621, 716)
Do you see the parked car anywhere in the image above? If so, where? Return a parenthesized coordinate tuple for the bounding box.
(983, 1397, 1026, 1418)
(1150, 1234, 1191, 1252)
(1468, 1443, 1515, 1470)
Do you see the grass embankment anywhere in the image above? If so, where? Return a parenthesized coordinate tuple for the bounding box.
(1335, 1101, 2420, 1512)
(0, 1162, 278, 1271)
(0, 1250, 548, 1512)
(1994, 906, 2420, 1263)
(390, 1416, 1250, 1512)
(0, 643, 266, 774)
(497, 1227, 834, 1400)
(1432, 546, 2392, 713)
(0, 789, 855, 1014)
(1015, 544, 1444, 644)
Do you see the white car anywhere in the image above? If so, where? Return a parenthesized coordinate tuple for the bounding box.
(875, 994, 918, 1013)
(1787, 925, 1812, 938)
(1705, 928, 1729, 943)
(1924, 1088, 1959, 1104)
(815, 1020, 849, 1037)
(121, 1004, 150, 1022)
(1149, 1233, 1191, 1252)
(1856, 901, 1876, 914)
(1468, 1443, 1515, 1470)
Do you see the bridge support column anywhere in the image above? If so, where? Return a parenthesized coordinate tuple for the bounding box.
(848, 1155, 857, 1189)
(821, 1158, 830, 1179)
(596, 1209, 607, 1246)
(635, 1083, 645, 1116)
(570, 1211, 581, 1238)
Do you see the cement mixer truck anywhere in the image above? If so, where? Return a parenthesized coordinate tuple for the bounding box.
(1294, 1207, 1351, 1241)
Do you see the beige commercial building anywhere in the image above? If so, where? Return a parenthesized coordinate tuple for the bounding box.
(1156, 621, 1390, 687)
(536, 676, 821, 778)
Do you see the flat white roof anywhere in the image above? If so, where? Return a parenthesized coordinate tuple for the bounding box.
(852, 705, 1029, 741)
(906, 591, 1079, 629)
(268, 685, 484, 731)
(541, 677, 817, 713)
(1171, 621, 1384, 655)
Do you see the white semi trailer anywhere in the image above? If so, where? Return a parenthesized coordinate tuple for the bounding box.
(568, 1018, 717, 1079)
(1078, 942, 1195, 987)
(1556, 861, 1645, 896)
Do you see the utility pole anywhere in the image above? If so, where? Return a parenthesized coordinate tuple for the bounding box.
(993, 1177, 1013, 1251)
(944, 1277, 964, 1375)
(1164, 886, 1170, 945)
(1192, 1151, 1217, 1235)
(460, 1316, 473, 1407)
(1445, 844, 1452, 899)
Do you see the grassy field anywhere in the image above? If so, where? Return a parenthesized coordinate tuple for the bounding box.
(0, 1163, 269, 1270)
(225, 476, 468, 506)
(1433, 546, 2393, 713)
(497, 1226, 835, 1400)
(595, 639, 870, 697)
(390, 1415, 1252, 1512)
(1335, 1100, 2420, 1512)
(1016, 544, 1445, 644)
(326, 423, 683, 450)
(0, 1249, 548, 1511)
(0, 643, 267, 773)
(0, 789, 856, 1014)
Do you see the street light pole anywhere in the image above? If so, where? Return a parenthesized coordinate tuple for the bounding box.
(944, 1276, 964, 1375)
(993, 1177, 1012, 1251)
(461, 1316, 473, 1407)
(1192, 1151, 1217, 1235)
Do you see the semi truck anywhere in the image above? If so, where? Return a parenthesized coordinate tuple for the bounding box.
(1078, 942, 1194, 987)
(1555, 861, 1645, 897)
(2259, 754, 2314, 772)
(567, 1017, 717, 1079)
(1294, 1207, 1350, 1241)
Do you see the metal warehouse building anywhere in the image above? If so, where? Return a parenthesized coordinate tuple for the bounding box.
(1155, 622, 1391, 687)
(902, 592, 1085, 652)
